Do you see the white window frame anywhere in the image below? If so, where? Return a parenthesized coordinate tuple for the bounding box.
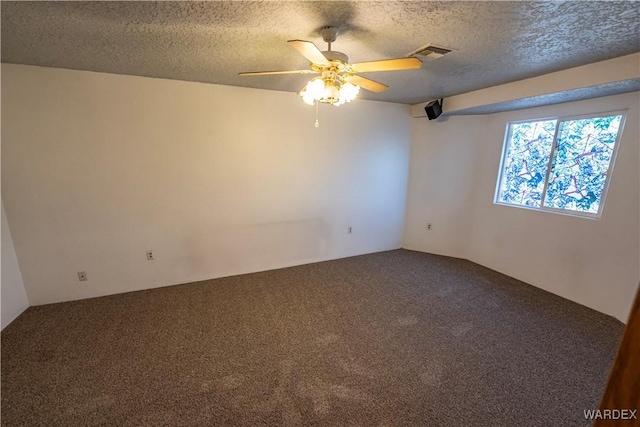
(494, 110, 627, 219)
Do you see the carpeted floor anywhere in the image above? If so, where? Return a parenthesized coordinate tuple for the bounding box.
(1, 249, 623, 426)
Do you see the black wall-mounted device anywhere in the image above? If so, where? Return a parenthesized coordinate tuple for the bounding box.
(425, 99, 443, 120)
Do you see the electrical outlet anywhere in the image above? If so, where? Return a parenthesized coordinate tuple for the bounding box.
(78, 271, 87, 281)
(427, 223, 432, 230)
(348, 226, 353, 234)
(146, 250, 154, 260)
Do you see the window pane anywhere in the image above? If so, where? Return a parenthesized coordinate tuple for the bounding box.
(543, 115, 622, 214)
(498, 120, 557, 207)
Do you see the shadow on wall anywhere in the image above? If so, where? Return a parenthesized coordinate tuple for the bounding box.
(183, 217, 331, 275)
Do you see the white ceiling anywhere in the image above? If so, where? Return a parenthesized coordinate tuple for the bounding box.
(2, 1, 639, 105)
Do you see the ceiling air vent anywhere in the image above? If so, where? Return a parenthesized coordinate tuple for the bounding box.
(406, 43, 453, 61)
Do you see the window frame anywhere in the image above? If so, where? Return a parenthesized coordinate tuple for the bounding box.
(494, 110, 627, 219)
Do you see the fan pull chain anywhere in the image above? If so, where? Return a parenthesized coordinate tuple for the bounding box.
(314, 100, 320, 128)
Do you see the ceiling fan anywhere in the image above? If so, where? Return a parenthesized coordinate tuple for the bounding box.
(239, 27, 422, 107)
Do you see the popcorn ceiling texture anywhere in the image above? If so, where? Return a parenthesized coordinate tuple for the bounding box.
(1, 1, 639, 104)
(449, 79, 640, 116)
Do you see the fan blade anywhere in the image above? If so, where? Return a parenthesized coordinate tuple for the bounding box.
(350, 57, 422, 73)
(239, 69, 318, 76)
(288, 40, 331, 67)
(344, 75, 389, 93)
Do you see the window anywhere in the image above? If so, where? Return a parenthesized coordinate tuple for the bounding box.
(495, 112, 625, 218)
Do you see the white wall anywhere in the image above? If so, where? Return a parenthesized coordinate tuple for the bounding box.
(405, 91, 640, 322)
(1, 202, 29, 329)
(403, 115, 484, 258)
(1, 64, 411, 305)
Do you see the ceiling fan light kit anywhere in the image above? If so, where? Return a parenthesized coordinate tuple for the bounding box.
(239, 26, 422, 108)
(299, 74, 360, 106)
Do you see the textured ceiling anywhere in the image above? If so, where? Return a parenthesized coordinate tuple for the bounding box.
(2, 1, 639, 105)
(447, 78, 640, 115)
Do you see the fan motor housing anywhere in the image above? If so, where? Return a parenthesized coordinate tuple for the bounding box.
(322, 51, 348, 64)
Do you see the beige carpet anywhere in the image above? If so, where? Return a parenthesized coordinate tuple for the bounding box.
(1, 249, 623, 426)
